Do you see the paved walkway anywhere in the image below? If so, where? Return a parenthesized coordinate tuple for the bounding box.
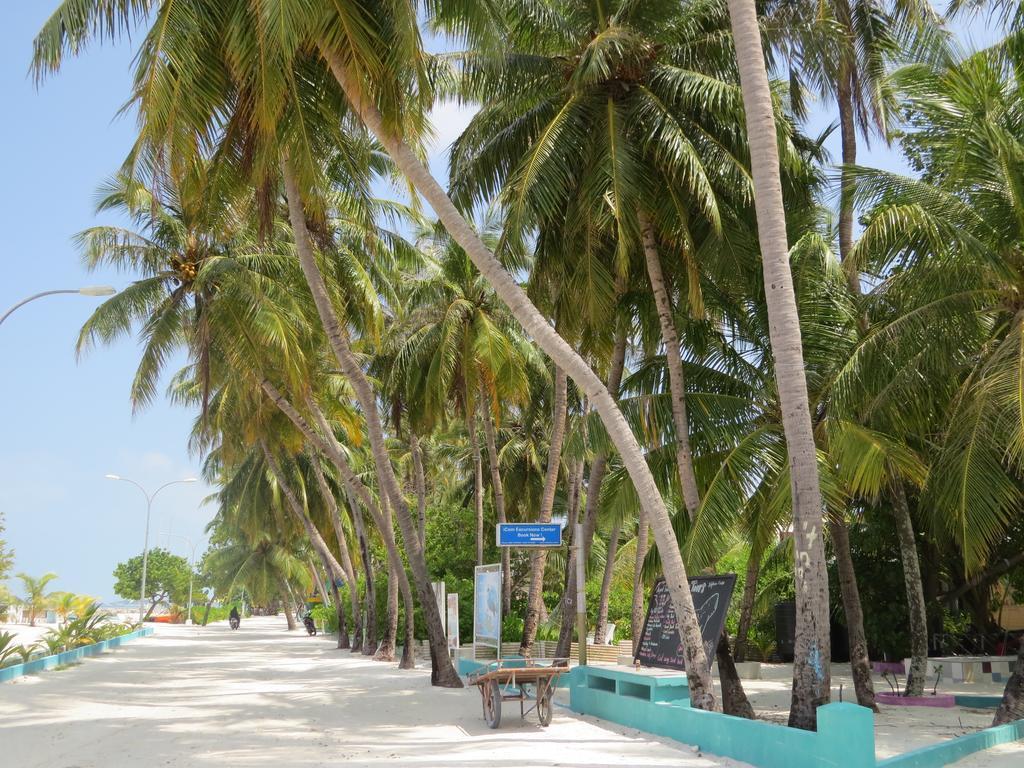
(0, 617, 741, 767)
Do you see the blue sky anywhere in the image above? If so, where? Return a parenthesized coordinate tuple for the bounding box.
(0, 5, 1001, 602)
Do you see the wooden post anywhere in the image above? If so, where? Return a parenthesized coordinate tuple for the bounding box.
(575, 523, 587, 666)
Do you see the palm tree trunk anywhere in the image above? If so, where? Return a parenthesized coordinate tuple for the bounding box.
(893, 483, 929, 696)
(378, 563, 399, 661)
(520, 366, 568, 656)
(993, 641, 1024, 725)
(725, 0, 831, 729)
(734, 549, 761, 662)
(829, 517, 877, 711)
(330, 574, 349, 649)
(261, 445, 346, 584)
(327, 54, 715, 707)
(468, 408, 485, 567)
(837, 74, 860, 296)
(410, 431, 428, 549)
(311, 559, 329, 609)
(639, 210, 701, 514)
(280, 578, 297, 631)
(479, 386, 512, 614)
(716, 632, 755, 718)
(557, 330, 627, 659)
(351, 498, 377, 655)
(594, 519, 621, 645)
(305, 402, 420, 670)
(554, 458, 587, 659)
(310, 458, 362, 652)
(258, 380, 388, 656)
(281, 158, 460, 687)
(641, 210, 753, 715)
(401, 583, 416, 670)
(632, 510, 649, 656)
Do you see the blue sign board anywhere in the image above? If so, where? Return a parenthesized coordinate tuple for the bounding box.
(496, 523, 562, 548)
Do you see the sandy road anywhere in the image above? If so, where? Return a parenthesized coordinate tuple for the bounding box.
(0, 616, 744, 768)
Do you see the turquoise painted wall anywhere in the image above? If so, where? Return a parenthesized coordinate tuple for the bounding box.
(0, 627, 154, 683)
(569, 667, 874, 768)
(877, 719, 1024, 768)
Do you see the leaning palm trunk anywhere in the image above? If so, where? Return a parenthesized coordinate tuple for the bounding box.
(594, 519, 622, 645)
(327, 54, 715, 706)
(553, 458, 587, 660)
(725, 0, 831, 729)
(993, 641, 1024, 725)
(829, 517, 877, 710)
(280, 578, 298, 631)
(261, 443, 353, 649)
(311, 458, 363, 652)
(480, 388, 512, 614)
(409, 431, 428, 548)
(520, 367, 568, 656)
(351, 497, 378, 655)
(260, 443, 346, 581)
(468, 408, 485, 566)
(556, 328, 629, 660)
(306, 400, 420, 671)
(893, 484, 928, 696)
(329, 576, 349, 649)
(734, 548, 762, 662)
(639, 216, 753, 714)
(836, 76, 861, 297)
(281, 159, 458, 687)
(632, 511, 649, 656)
(378, 562, 399, 661)
(639, 211, 701, 513)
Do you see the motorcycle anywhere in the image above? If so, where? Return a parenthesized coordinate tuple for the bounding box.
(229, 615, 240, 630)
(302, 613, 317, 636)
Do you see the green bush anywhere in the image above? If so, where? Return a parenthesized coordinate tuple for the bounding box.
(191, 605, 235, 625)
(310, 602, 339, 634)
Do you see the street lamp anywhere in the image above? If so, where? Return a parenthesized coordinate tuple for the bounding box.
(1, 286, 116, 327)
(106, 475, 197, 623)
(161, 532, 199, 626)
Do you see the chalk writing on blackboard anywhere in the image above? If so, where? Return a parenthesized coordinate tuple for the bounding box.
(634, 574, 737, 671)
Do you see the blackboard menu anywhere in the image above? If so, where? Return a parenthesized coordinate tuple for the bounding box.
(634, 574, 737, 671)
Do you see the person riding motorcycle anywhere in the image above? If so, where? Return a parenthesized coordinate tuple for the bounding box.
(229, 606, 241, 629)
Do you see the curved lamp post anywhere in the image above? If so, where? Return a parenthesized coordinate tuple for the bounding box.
(161, 532, 200, 626)
(1, 286, 116, 327)
(106, 475, 197, 622)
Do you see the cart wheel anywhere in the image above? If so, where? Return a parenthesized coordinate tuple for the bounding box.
(538, 685, 553, 727)
(483, 681, 502, 729)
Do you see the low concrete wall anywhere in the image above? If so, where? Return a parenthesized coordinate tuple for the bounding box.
(878, 719, 1024, 768)
(458, 662, 1023, 768)
(569, 666, 874, 768)
(0, 627, 154, 683)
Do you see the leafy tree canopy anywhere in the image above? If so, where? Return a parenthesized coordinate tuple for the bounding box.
(113, 548, 192, 615)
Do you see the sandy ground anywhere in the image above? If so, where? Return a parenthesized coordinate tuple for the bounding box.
(0, 617, 748, 768)
(1, 622, 53, 646)
(2, 619, 1020, 767)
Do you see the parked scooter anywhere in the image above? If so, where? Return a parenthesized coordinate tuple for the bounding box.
(302, 612, 317, 636)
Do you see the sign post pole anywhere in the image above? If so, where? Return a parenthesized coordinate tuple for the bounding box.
(575, 523, 587, 666)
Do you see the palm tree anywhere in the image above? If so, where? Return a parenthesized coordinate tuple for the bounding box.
(726, 0, 831, 729)
(32, 0, 722, 699)
(17, 572, 58, 626)
(850, 36, 1024, 717)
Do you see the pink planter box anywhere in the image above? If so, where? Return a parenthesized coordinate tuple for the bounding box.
(877, 692, 955, 708)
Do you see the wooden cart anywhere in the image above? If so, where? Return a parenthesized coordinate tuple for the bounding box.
(469, 660, 567, 729)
